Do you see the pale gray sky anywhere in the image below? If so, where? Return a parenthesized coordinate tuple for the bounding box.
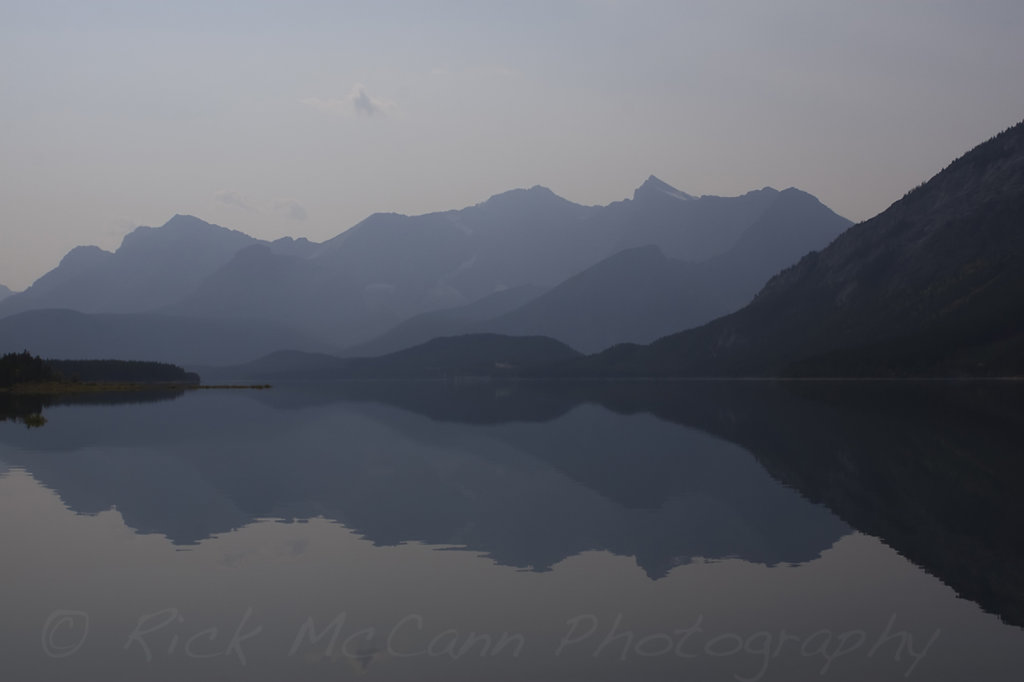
(2, 0, 1023, 290)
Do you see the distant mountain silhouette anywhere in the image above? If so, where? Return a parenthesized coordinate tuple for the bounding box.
(480, 246, 716, 352)
(598, 181, 814, 261)
(211, 334, 581, 381)
(160, 243, 364, 344)
(0, 309, 330, 367)
(313, 185, 601, 302)
(348, 246, 707, 356)
(0, 284, 13, 302)
(350, 186, 850, 354)
(340, 332, 581, 378)
(476, 188, 850, 354)
(0, 215, 262, 317)
(570, 119, 1024, 377)
(342, 284, 548, 357)
(1, 179, 851, 364)
(159, 187, 602, 348)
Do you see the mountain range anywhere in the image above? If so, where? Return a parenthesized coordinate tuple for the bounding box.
(367, 186, 850, 354)
(6, 119, 1019, 377)
(203, 118, 1024, 381)
(569, 119, 1024, 377)
(0, 177, 850, 366)
(0, 284, 12, 303)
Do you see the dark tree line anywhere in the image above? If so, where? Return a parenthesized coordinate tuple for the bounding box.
(0, 351, 54, 387)
(47, 359, 200, 384)
(1, 351, 199, 387)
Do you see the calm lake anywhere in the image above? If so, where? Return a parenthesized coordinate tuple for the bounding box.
(1, 380, 1022, 681)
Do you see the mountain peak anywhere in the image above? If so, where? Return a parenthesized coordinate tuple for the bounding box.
(116, 215, 257, 257)
(579, 117, 1024, 378)
(482, 185, 561, 205)
(58, 244, 114, 267)
(162, 214, 219, 231)
(633, 175, 693, 202)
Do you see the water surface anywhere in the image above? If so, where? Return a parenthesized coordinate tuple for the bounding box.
(1, 380, 1021, 680)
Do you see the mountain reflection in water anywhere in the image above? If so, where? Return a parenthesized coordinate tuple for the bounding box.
(0, 379, 1021, 681)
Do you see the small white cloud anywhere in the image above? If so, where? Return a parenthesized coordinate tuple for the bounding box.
(214, 190, 256, 211)
(301, 84, 395, 118)
(349, 83, 396, 117)
(350, 85, 383, 117)
(272, 199, 308, 222)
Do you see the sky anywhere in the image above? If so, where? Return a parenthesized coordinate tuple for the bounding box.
(2, 0, 1023, 291)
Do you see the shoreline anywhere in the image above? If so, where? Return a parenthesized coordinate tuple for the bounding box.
(1, 382, 271, 395)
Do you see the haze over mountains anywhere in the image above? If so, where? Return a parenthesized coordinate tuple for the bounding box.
(7, 114, 1017, 379)
(0, 177, 850, 366)
(572, 119, 1024, 377)
(206, 118, 1024, 381)
(351, 186, 851, 355)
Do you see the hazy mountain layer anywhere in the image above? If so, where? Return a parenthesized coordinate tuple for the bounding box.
(0, 178, 852, 360)
(208, 333, 582, 381)
(339, 284, 548, 357)
(0, 309, 331, 367)
(483, 188, 851, 353)
(0, 215, 263, 317)
(351, 187, 851, 355)
(569, 119, 1024, 377)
